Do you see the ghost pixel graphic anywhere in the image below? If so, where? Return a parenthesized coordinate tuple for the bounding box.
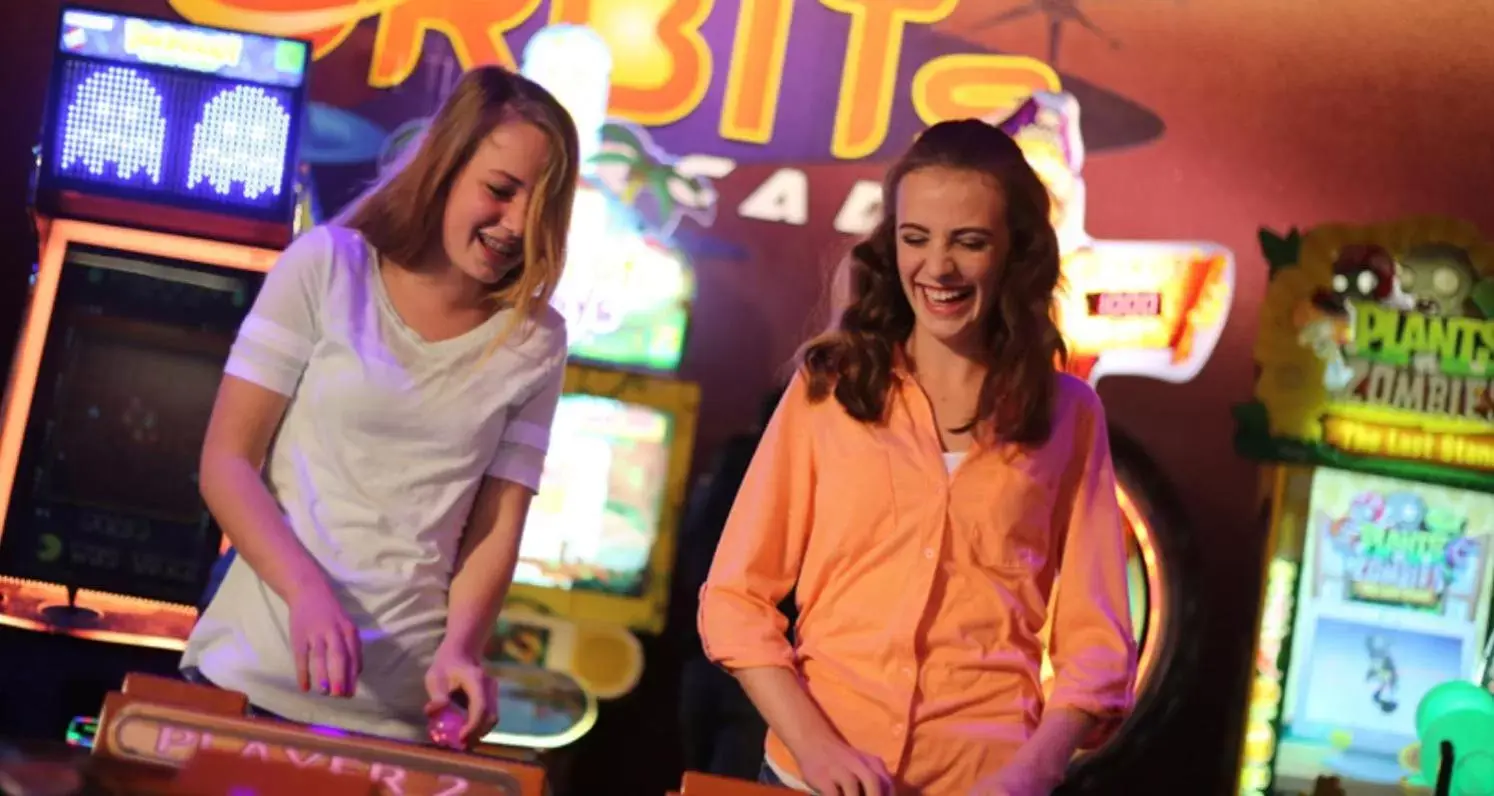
(60, 66, 167, 185)
(187, 85, 292, 202)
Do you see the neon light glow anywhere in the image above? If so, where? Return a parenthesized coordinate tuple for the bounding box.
(41, 8, 308, 230)
(54, 61, 296, 209)
(520, 24, 612, 175)
(60, 65, 167, 185)
(1242, 218, 1494, 485)
(186, 85, 292, 201)
(122, 16, 243, 75)
(551, 184, 693, 371)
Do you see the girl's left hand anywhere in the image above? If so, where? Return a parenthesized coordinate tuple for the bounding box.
(423, 646, 499, 750)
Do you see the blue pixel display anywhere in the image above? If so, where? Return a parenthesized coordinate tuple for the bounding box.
(42, 8, 309, 221)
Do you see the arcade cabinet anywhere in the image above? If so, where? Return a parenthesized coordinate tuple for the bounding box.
(1232, 216, 1494, 795)
(0, 5, 308, 733)
(464, 25, 701, 754)
(997, 91, 1235, 783)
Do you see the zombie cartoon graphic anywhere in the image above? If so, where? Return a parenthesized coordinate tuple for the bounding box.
(1399, 243, 1479, 317)
(60, 66, 167, 184)
(187, 85, 292, 202)
(1366, 635, 1400, 714)
(1295, 294, 1357, 392)
(1322, 244, 1418, 312)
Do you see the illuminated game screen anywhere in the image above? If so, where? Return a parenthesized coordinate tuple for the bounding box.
(0, 247, 261, 606)
(552, 186, 692, 372)
(39, 8, 308, 222)
(514, 394, 674, 597)
(1272, 468, 1494, 789)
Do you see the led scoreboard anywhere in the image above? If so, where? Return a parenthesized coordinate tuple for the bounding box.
(35, 7, 310, 248)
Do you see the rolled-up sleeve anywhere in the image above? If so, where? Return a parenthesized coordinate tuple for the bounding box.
(224, 228, 332, 396)
(487, 353, 565, 493)
(1047, 393, 1138, 748)
(698, 373, 815, 672)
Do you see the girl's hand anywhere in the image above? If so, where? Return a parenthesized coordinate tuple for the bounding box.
(968, 750, 1064, 796)
(423, 646, 499, 750)
(789, 734, 893, 796)
(287, 582, 361, 697)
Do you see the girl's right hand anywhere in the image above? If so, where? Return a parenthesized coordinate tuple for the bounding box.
(287, 582, 362, 697)
(792, 736, 894, 796)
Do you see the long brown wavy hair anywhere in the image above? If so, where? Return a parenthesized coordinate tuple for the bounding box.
(800, 119, 1067, 446)
(337, 66, 580, 337)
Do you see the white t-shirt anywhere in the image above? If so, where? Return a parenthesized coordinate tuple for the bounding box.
(181, 225, 567, 741)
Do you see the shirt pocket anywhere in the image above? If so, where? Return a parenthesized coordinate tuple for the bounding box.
(810, 425, 898, 560)
(964, 458, 1057, 574)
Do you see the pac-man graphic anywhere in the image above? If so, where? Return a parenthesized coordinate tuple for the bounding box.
(187, 85, 292, 201)
(36, 534, 63, 564)
(60, 65, 168, 184)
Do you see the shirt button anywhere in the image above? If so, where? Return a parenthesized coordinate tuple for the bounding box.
(923, 548, 935, 559)
(892, 722, 904, 734)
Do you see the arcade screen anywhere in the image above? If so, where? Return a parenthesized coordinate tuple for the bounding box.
(1272, 468, 1494, 790)
(513, 393, 674, 597)
(0, 246, 260, 606)
(551, 186, 692, 372)
(39, 8, 308, 222)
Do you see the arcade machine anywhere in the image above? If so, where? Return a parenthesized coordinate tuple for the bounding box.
(0, 5, 308, 733)
(1233, 217, 1494, 796)
(466, 25, 701, 753)
(996, 91, 1235, 782)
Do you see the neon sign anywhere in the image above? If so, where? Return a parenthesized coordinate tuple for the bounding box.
(996, 91, 1235, 388)
(1242, 218, 1494, 482)
(168, 0, 1059, 160)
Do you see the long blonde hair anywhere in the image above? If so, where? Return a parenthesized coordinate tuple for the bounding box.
(338, 66, 580, 334)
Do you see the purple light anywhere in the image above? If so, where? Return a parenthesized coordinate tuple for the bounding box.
(60, 66, 166, 184)
(187, 86, 291, 201)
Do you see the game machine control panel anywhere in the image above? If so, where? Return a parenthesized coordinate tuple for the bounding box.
(8, 672, 549, 795)
(1233, 216, 1494, 796)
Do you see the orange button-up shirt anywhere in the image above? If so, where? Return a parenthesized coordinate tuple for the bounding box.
(698, 369, 1136, 794)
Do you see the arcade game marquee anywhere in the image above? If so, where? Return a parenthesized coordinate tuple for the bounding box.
(996, 91, 1235, 783)
(0, 7, 307, 649)
(1233, 216, 1494, 795)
